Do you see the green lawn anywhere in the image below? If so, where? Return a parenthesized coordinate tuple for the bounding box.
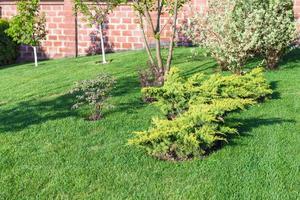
(0, 48, 299, 199)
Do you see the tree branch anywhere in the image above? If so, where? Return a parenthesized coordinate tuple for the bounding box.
(138, 12, 155, 65)
(166, 0, 179, 71)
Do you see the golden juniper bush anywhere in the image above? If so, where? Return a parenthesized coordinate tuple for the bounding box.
(129, 67, 273, 160)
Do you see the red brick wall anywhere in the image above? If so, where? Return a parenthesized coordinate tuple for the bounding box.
(76, 0, 207, 57)
(0, 0, 77, 60)
(0, 0, 299, 61)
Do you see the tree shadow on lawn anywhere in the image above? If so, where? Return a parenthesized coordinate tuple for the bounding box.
(226, 117, 296, 146)
(279, 48, 300, 69)
(181, 60, 218, 77)
(0, 75, 146, 133)
(270, 81, 281, 100)
(208, 117, 297, 154)
(0, 93, 78, 133)
(107, 75, 148, 116)
(112, 75, 141, 98)
(106, 98, 147, 117)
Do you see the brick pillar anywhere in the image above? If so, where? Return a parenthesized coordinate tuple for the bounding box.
(61, 0, 76, 57)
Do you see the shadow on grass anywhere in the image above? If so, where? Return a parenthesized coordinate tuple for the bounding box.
(236, 117, 296, 135)
(0, 75, 146, 133)
(112, 75, 140, 98)
(279, 48, 300, 69)
(182, 60, 218, 77)
(0, 94, 78, 133)
(107, 75, 147, 116)
(0, 62, 31, 70)
(106, 98, 147, 117)
(226, 117, 296, 146)
(209, 117, 297, 153)
(270, 81, 281, 100)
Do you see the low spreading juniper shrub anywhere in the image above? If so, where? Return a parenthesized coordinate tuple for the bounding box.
(141, 68, 190, 119)
(70, 73, 116, 121)
(130, 68, 272, 161)
(142, 67, 272, 119)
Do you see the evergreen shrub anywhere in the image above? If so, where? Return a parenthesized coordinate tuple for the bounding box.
(130, 67, 272, 161)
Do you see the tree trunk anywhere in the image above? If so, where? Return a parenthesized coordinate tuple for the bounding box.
(99, 23, 107, 64)
(33, 46, 38, 67)
(266, 51, 280, 70)
(166, 0, 179, 72)
(138, 13, 155, 65)
(155, 38, 164, 70)
(144, 10, 163, 71)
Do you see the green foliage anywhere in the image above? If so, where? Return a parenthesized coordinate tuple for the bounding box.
(132, 0, 188, 13)
(185, 0, 298, 72)
(70, 73, 116, 120)
(184, 0, 251, 73)
(74, 0, 122, 26)
(6, 0, 47, 46)
(0, 19, 18, 66)
(143, 67, 272, 119)
(235, 0, 298, 69)
(131, 67, 272, 160)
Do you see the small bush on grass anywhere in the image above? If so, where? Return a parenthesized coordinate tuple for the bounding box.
(70, 73, 116, 121)
(0, 19, 18, 66)
(142, 67, 272, 119)
(130, 68, 272, 161)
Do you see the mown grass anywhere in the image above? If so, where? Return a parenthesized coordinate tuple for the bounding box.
(0, 48, 299, 199)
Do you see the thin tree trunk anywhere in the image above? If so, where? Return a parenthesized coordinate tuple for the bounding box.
(166, 0, 179, 72)
(33, 46, 38, 67)
(144, 10, 163, 70)
(138, 13, 155, 65)
(155, 38, 163, 69)
(154, 1, 164, 71)
(99, 23, 107, 64)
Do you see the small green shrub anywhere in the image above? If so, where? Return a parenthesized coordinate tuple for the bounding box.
(142, 67, 272, 119)
(130, 67, 272, 161)
(142, 68, 190, 119)
(0, 19, 18, 66)
(70, 73, 116, 121)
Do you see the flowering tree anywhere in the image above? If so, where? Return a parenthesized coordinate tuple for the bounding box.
(74, 0, 122, 64)
(6, 0, 47, 67)
(132, 0, 189, 86)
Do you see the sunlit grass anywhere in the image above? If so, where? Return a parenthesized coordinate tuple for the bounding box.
(0, 48, 299, 199)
